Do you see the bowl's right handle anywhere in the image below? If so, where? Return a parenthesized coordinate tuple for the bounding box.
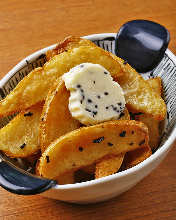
(0, 159, 56, 195)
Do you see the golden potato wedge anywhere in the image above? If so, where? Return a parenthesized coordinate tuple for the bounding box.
(95, 154, 125, 179)
(124, 77, 162, 167)
(93, 107, 130, 177)
(0, 46, 123, 117)
(0, 103, 43, 158)
(37, 120, 149, 179)
(113, 57, 166, 120)
(133, 77, 162, 150)
(40, 78, 80, 152)
(0, 68, 44, 117)
(135, 114, 160, 150)
(124, 145, 152, 169)
(147, 77, 162, 96)
(46, 36, 96, 61)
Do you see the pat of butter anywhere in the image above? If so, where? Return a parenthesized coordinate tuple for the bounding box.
(62, 63, 126, 125)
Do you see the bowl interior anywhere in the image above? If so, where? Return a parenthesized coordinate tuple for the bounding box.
(0, 33, 176, 179)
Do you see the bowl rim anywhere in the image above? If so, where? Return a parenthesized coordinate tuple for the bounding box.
(1, 33, 176, 190)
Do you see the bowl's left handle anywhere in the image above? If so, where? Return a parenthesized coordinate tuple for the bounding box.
(0, 160, 57, 195)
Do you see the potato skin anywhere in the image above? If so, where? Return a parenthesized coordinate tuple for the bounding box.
(46, 36, 96, 61)
(113, 57, 166, 120)
(0, 103, 43, 158)
(95, 154, 125, 179)
(38, 120, 149, 179)
(40, 78, 80, 152)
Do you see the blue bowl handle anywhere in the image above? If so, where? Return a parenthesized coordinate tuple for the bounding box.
(0, 160, 57, 195)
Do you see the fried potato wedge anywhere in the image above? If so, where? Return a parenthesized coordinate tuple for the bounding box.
(124, 145, 152, 169)
(134, 77, 162, 150)
(0, 103, 43, 158)
(46, 36, 96, 61)
(40, 78, 80, 152)
(113, 58, 166, 120)
(124, 77, 162, 167)
(93, 106, 130, 177)
(147, 77, 162, 95)
(0, 46, 123, 117)
(0, 68, 44, 117)
(95, 154, 125, 179)
(135, 115, 160, 150)
(37, 120, 149, 179)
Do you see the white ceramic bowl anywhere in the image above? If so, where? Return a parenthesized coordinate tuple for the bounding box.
(0, 33, 176, 204)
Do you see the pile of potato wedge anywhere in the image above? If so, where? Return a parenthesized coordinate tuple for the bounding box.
(0, 36, 166, 184)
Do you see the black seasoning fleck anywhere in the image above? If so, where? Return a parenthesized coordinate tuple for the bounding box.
(82, 95, 85, 100)
(93, 136, 104, 143)
(80, 89, 84, 93)
(106, 106, 109, 110)
(41, 117, 44, 121)
(129, 142, 134, 146)
(119, 131, 126, 137)
(85, 108, 91, 112)
(113, 107, 117, 111)
(93, 81, 95, 84)
(80, 100, 83, 104)
(104, 92, 109, 95)
(131, 131, 134, 134)
(118, 102, 122, 106)
(80, 64, 84, 68)
(139, 139, 145, 146)
(123, 60, 128, 65)
(20, 143, 26, 149)
(77, 84, 81, 88)
(107, 142, 113, 146)
(93, 111, 97, 115)
(46, 155, 50, 163)
(24, 112, 33, 117)
(97, 95, 101, 99)
(87, 99, 92, 103)
(79, 146, 84, 152)
(95, 105, 98, 108)
(104, 71, 108, 74)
